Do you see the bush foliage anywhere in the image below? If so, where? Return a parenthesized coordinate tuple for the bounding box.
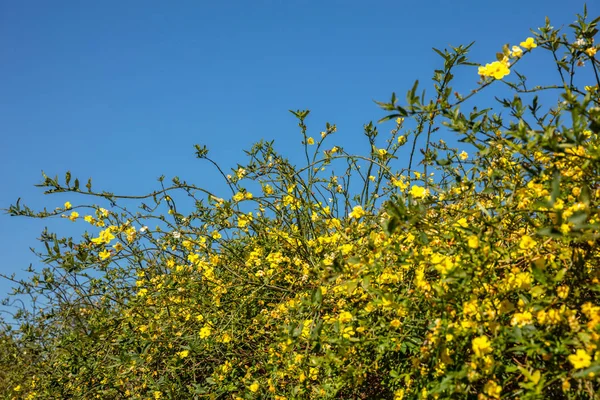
(3, 9, 600, 400)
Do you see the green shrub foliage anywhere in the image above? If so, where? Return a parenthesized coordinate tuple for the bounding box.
(3, 10, 600, 400)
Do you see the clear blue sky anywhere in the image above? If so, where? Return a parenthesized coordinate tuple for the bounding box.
(1, 1, 597, 306)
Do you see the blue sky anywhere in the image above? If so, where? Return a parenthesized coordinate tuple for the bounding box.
(0, 1, 597, 309)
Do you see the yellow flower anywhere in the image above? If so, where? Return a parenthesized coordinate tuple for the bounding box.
(511, 45, 523, 58)
(68, 211, 79, 222)
(99, 250, 111, 260)
(557, 286, 569, 299)
(484, 380, 502, 399)
(349, 205, 366, 219)
(390, 319, 401, 328)
(519, 235, 536, 250)
(199, 326, 212, 339)
(585, 47, 597, 57)
(220, 333, 232, 343)
(342, 326, 354, 339)
(455, 217, 469, 228)
(177, 350, 189, 358)
(392, 177, 408, 190)
(84, 215, 94, 224)
(410, 185, 428, 199)
(153, 391, 162, 399)
(459, 151, 468, 160)
(232, 192, 245, 202)
(472, 335, 492, 357)
(478, 59, 510, 79)
(340, 243, 353, 255)
(307, 137, 315, 145)
(511, 311, 533, 327)
(249, 382, 260, 393)
(262, 185, 274, 195)
(520, 37, 537, 50)
(14, 385, 21, 392)
(91, 229, 115, 245)
(487, 61, 511, 79)
(338, 311, 353, 323)
(568, 349, 592, 369)
(64, 201, 72, 210)
(467, 235, 479, 249)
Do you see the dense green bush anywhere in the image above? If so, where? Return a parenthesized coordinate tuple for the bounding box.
(2, 9, 600, 399)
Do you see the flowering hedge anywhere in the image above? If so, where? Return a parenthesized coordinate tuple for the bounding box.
(2, 9, 600, 400)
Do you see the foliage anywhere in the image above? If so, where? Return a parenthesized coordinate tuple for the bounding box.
(2, 9, 600, 400)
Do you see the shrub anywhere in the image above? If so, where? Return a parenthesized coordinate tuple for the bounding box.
(2, 8, 600, 400)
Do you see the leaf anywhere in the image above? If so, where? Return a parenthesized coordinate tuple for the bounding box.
(361, 276, 371, 291)
(311, 287, 323, 305)
(568, 211, 588, 226)
(573, 364, 600, 378)
(531, 264, 547, 284)
(378, 113, 405, 124)
(578, 185, 590, 206)
(407, 80, 420, 105)
(345, 280, 358, 295)
(384, 217, 399, 235)
(550, 170, 560, 204)
(554, 268, 567, 282)
(373, 100, 396, 111)
(310, 320, 324, 341)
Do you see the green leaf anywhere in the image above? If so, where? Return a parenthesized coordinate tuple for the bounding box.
(551, 170, 561, 203)
(580, 185, 590, 206)
(554, 268, 567, 282)
(345, 280, 358, 295)
(378, 113, 405, 124)
(205, 377, 216, 385)
(407, 80, 420, 105)
(310, 320, 324, 341)
(531, 264, 547, 284)
(573, 364, 600, 378)
(384, 217, 399, 235)
(568, 211, 588, 226)
(311, 287, 323, 305)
